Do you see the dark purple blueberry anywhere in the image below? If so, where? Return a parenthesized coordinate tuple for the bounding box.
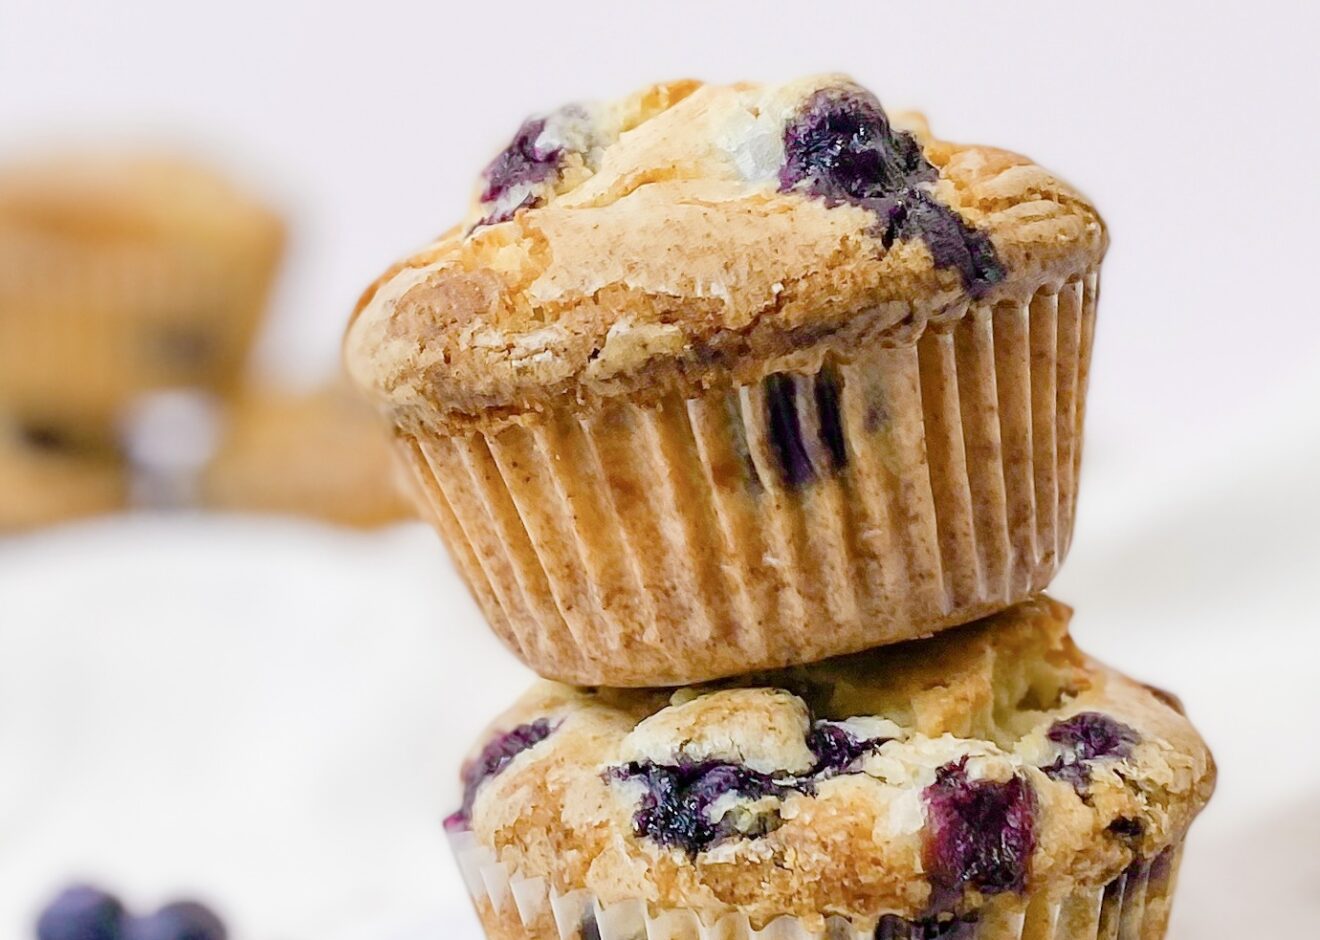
(764, 374, 814, 487)
(1040, 758, 1091, 791)
(477, 117, 561, 224)
(36, 886, 126, 940)
(447, 718, 557, 829)
(813, 368, 848, 472)
(123, 902, 226, 940)
(779, 87, 933, 204)
(779, 87, 1004, 296)
(883, 190, 1005, 295)
(1042, 712, 1139, 792)
(807, 722, 890, 776)
(1106, 816, 1145, 839)
(922, 758, 1036, 905)
(607, 760, 797, 855)
(874, 913, 978, 939)
(1047, 713, 1139, 762)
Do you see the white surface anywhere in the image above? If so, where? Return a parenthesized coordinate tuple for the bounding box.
(2, 0, 1319, 937)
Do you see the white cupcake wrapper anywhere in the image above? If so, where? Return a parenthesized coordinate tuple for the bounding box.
(446, 827, 1182, 940)
(405, 268, 1100, 686)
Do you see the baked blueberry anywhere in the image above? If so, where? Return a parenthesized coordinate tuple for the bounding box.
(446, 718, 557, 829)
(874, 913, 978, 939)
(1042, 712, 1139, 791)
(1048, 712, 1139, 762)
(479, 117, 560, 223)
(807, 722, 889, 776)
(608, 760, 794, 855)
(123, 901, 226, 940)
(779, 86, 1003, 296)
(922, 759, 1036, 903)
(36, 885, 126, 940)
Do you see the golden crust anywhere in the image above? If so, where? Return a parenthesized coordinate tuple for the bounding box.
(454, 598, 1213, 929)
(346, 75, 1106, 434)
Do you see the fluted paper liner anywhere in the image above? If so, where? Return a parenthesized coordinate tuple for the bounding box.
(0, 221, 280, 424)
(447, 826, 1182, 940)
(405, 269, 1099, 685)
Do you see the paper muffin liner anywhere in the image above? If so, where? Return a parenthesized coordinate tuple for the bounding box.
(404, 268, 1099, 686)
(0, 219, 281, 424)
(447, 827, 1182, 940)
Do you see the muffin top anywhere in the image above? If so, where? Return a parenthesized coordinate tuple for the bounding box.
(447, 597, 1213, 930)
(347, 74, 1105, 434)
(0, 152, 282, 248)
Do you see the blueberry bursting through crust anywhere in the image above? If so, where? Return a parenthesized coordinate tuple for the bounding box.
(779, 87, 1005, 297)
(1041, 711, 1140, 793)
(445, 718, 558, 830)
(921, 758, 1037, 909)
(476, 117, 563, 226)
(604, 721, 892, 856)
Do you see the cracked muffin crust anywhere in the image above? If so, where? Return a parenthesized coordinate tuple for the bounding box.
(347, 75, 1108, 686)
(447, 598, 1213, 939)
(347, 75, 1103, 431)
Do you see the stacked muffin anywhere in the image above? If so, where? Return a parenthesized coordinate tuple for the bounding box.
(0, 152, 284, 527)
(346, 76, 1215, 939)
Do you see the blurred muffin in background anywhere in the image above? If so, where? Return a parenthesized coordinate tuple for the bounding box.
(0, 151, 284, 426)
(0, 415, 126, 530)
(200, 384, 415, 528)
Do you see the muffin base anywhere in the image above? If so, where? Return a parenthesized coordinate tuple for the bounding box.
(405, 268, 1099, 686)
(448, 828, 1182, 940)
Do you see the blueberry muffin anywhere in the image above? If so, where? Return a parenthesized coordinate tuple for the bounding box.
(445, 597, 1212, 940)
(0, 415, 127, 530)
(346, 75, 1107, 686)
(0, 152, 284, 425)
(199, 384, 416, 527)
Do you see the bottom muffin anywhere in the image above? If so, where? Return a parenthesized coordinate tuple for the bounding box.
(0, 416, 126, 530)
(444, 597, 1214, 939)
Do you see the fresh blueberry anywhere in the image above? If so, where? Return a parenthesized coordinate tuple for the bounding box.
(807, 722, 889, 776)
(922, 758, 1036, 905)
(779, 86, 1004, 296)
(36, 885, 126, 940)
(123, 902, 226, 940)
(1042, 712, 1139, 791)
(607, 760, 797, 855)
(445, 718, 557, 829)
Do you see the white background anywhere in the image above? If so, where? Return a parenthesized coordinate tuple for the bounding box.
(2, 1, 1319, 937)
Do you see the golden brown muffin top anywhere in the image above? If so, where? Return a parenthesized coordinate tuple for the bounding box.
(346, 75, 1105, 434)
(449, 598, 1212, 930)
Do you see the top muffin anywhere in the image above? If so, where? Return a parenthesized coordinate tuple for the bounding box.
(347, 74, 1104, 434)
